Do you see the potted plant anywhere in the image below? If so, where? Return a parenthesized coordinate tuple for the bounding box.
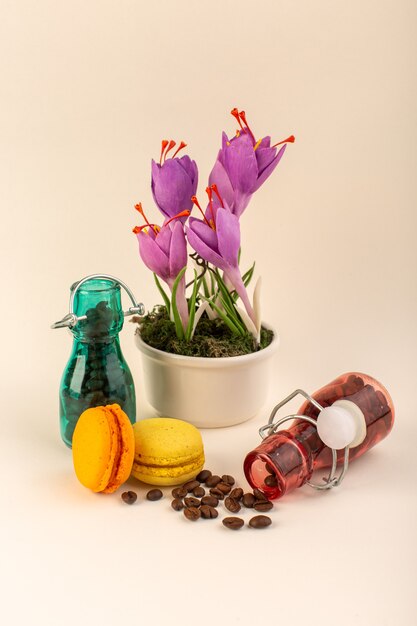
(132, 108, 294, 427)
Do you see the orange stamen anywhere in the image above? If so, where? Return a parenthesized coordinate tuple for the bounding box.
(238, 110, 256, 143)
(134, 203, 159, 235)
(210, 183, 224, 208)
(191, 195, 210, 226)
(164, 140, 176, 161)
(132, 225, 150, 235)
(159, 139, 169, 165)
(171, 141, 187, 159)
(231, 107, 244, 129)
(206, 186, 216, 228)
(272, 135, 295, 148)
(164, 210, 190, 227)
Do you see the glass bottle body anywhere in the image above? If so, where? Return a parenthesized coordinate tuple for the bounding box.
(59, 278, 136, 447)
(244, 372, 394, 499)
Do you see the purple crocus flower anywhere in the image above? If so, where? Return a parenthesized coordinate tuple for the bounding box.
(151, 140, 198, 222)
(208, 109, 294, 218)
(133, 204, 190, 330)
(186, 206, 256, 324)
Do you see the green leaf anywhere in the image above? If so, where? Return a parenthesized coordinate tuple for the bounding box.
(231, 262, 255, 302)
(153, 274, 171, 316)
(219, 297, 246, 334)
(171, 267, 187, 340)
(200, 296, 244, 336)
(202, 275, 210, 298)
(214, 270, 236, 310)
(185, 271, 203, 341)
(242, 261, 255, 287)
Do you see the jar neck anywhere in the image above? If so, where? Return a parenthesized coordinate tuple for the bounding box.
(244, 431, 313, 499)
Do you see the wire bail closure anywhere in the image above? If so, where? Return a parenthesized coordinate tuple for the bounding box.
(258, 389, 350, 491)
(51, 273, 145, 330)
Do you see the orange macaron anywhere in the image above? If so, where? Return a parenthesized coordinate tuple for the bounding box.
(72, 404, 135, 493)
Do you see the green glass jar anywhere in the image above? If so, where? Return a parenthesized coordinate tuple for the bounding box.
(53, 275, 144, 448)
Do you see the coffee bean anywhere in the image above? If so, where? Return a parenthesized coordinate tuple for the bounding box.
(205, 475, 221, 487)
(121, 491, 137, 505)
(171, 498, 184, 511)
(242, 493, 256, 508)
(184, 506, 200, 521)
(225, 496, 241, 513)
(216, 482, 232, 495)
(196, 469, 212, 482)
(184, 497, 201, 508)
(265, 462, 276, 474)
(253, 488, 268, 501)
(249, 515, 272, 529)
(146, 489, 163, 501)
(254, 500, 273, 512)
(201, 495, 219, 507)
(192, 486, 205, 498)
(200, 505, 218, 519)
(222, 517, 244, 530)
(209, 488, 224, 500)
(265, 474, 278, 487)
(230, 487, 244, 501)
(172, 486, 188, 499)
(221, 475, 235, 486)
(183, 480, 200, 493)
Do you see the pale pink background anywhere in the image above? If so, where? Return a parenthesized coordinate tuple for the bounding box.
(1, 1, 416, 625)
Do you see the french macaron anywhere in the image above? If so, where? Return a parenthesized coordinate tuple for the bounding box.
(72, 404, 135, 494)
(132, 418, 205, 486)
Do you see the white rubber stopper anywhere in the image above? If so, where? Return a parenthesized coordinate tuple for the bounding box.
(316, 405, 357, 450)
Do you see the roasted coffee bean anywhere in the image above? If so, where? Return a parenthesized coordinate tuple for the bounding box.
(209, 488, 224, 500)
(183, 480, 200, 492)
(201, 495, 219, 507)
(200, 504, 218, 519)
(196, 469, 212, 483)
(192, 486, 205, 498)
(147, 489, 163, 501)
(172, 486, 188, 499)
(216, 482, 232, 495)
(230, 487, 244, 501)
(184, 506, 200, 521)
(225, 496, 241, 513)
(253, 488, 268, 501)
(242, 493, 256, 508)
(221, 474, 235, 486)
(171, 498, 184, 511)
(205, 475, 221, 487)
(249, 515, 272, 529)
(254, 500, 273, 512)
(184, 497, 201, 508)
(222, 517, 244, 530)
(265, 462, 276, 474)
(265, 474, 278, 487)
(121, 491, 137, 505)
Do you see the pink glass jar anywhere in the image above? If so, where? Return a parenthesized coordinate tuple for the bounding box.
(243, 372, 394, 500)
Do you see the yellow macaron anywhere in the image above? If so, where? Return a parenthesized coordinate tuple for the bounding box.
(132, 418, 205, 486)
(72, 404, 135, 493)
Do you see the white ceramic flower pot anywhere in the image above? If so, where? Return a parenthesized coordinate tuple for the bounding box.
(134, 324, 279, 428)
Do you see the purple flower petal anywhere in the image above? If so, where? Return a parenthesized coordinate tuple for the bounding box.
(169, 221, 187, 278)
(252, 144, 286, 192)
(215, 208, 240, 268)
(189, 217, 219, 251)
(208, 159, 235, 211)
(151, 158, 197, 219)
(186, 224, 228, 272)
(223, 132, 258, 194)
(137, 231, 169, 280)
(154, 223, 172, 256)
